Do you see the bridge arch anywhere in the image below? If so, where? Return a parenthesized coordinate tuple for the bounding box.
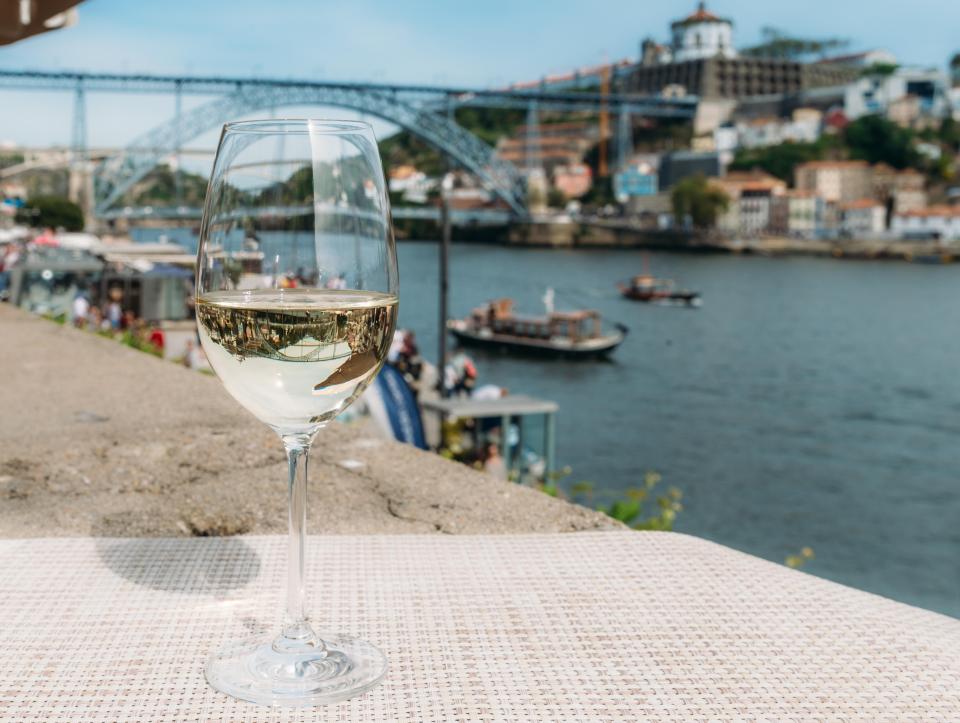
(95, 85, 527, 216)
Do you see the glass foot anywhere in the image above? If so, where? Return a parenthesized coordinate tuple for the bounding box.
(205, 627, 387, 707)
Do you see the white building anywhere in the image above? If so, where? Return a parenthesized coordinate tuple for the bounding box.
(736, 109, 823, 149)
(839, 199, 886, 237)
(713, 171, 786, 237)
(771, 191, 825, 239)
(670, 2, 736, 63)
(892, 206, 960, 241)
(388, 166, 437, 204)
(844, 66, 951, 122)
(817, 49, 898, 70)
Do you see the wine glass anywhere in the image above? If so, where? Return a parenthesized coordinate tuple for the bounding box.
(195, 119, 398, 706)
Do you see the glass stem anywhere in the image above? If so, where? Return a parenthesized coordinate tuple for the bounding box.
(281, 434, 319, 648)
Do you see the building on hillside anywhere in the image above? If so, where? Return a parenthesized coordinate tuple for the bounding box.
(496, 122, 599, 176)
(795, 160, 872, 204)
(669, 2, 736, 62)
(623, 192, 674, 229)
(872, 165, 927, 217)
(388, 165, 436, 204)
(843, 67, 950, 124)
(624, 3, 856, 100)
(713, 170, 786, 237)
(613, 162, 658, 202)
(769, 191, 825, 238)
(839, 198, 886, 237)
(1, 181, 26, 201)
(892, 206, 960, 241)
(814, 50, 898, 71)
(659, 150, 723, 189)
(552, 164, 593, 199)
(720, 108, 823, 150)
(886, 95, 922, 128)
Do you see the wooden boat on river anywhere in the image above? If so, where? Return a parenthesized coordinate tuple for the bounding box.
(618, 275, 701, 306)
(448, 298, 626, 359)
(618, 254, 701, 306)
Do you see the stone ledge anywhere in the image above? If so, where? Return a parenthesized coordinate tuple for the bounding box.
(0, 305, 622, 537)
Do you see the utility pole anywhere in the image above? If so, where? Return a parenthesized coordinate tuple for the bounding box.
(71, 79, 86, 161)
(174, 80, 183, 208)
(616, 107, 632, 173)
(70, 79, 91, 226)
(525, 99, 541, 176)
(438, 171, 453, 398)
(598, 64, 610, 177)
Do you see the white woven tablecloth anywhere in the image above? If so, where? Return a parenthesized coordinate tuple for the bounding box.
(0, 531, 958, 721)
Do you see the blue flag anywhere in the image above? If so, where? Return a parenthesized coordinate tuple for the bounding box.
(371, 364, 428, 450)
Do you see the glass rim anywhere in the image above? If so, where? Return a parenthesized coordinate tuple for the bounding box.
(222, 118, 374, 135)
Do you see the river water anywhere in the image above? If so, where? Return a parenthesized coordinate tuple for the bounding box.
(138, 229, 960, 617)
(395, 242, 960, 619)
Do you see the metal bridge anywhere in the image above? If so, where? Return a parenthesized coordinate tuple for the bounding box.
(0, 69, 698, 219)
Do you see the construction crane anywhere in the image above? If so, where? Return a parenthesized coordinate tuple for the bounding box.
(598, 64, 610, 177)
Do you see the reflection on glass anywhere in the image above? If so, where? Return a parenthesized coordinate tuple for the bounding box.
(196, 119, 398, 707)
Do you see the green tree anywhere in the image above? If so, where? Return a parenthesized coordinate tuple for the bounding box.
(729, 140, 830, 182)
(0, 152, 24, 170)
(547, 187, 567, 208)
(860, 62, 899, 78)
(16, 196, 84, 231)
(938, 117, 960, 152)
(128, 164, 211, 207)
(580, 175, 614, 207)
(741, 27, 849, 60)
(671, 174, 729, 229)
(844, 115, 919, 169)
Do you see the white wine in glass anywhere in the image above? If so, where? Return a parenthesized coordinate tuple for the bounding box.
(196, 120, 398, 706)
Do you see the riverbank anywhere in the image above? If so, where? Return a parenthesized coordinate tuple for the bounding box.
(128, 222, 957, 264)
(391, 217, 959, 262)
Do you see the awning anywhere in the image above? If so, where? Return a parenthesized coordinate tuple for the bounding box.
(0, 1, 83, 46)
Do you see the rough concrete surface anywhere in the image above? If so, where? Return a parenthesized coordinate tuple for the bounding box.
(0, 305, 621, 537)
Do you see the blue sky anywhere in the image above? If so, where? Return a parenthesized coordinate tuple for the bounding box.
(1, 0, 958, 148)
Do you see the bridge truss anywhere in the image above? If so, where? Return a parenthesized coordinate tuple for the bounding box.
(0, 70, 698, 218)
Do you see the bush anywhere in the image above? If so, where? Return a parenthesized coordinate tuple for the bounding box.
(547, 188, 567, 208)
(844, 115, 919, 169)
(16, 196, 84, 231)
(671, 174, 729, 229)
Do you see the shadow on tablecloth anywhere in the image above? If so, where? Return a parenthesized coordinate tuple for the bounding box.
(94, 536, 262, 594)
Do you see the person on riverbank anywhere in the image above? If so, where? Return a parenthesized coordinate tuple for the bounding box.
(86, 306, 107, 332)
(482, 443, 507, 480)
(148, 325, 165, 353)
(445, 351, 477, 397)
(70, 291, 90, 328)
(106, 299, 122, 330)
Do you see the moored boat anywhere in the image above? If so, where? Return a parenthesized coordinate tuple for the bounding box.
(448, 298, 626, 359)
(618, 274, 701, 306)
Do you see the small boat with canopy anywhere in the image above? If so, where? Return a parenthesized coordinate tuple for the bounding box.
(448, 298, 626, 359)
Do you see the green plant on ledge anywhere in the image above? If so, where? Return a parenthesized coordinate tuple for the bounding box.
(540, 470, 684, 532)
(785, 547, 816, 570)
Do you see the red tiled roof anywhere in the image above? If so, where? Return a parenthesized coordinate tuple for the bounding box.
(672, 2, 729, 27)
(839, 198, 883, 210)
(797, 160, 870, 170)
(725, 170, 783, 184)
(896, 205, 960, 218)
